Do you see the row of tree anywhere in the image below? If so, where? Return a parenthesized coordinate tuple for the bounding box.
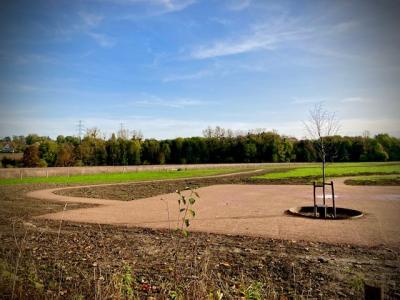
(1, 128, 399, 168)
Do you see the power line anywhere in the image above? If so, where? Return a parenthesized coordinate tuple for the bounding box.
(76, 120, 85, 141)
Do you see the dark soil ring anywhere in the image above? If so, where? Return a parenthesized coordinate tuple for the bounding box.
(286, 206, 363, 220)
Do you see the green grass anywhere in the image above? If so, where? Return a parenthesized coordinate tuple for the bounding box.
(344, 174, 400, 186)
(0, 167, 253, 185)
(252, 162, 400, 180)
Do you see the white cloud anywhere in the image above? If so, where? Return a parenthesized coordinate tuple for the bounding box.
(290, 97, 325, 105)
(129, 95, 209, 108)
(163, 70, 210, 82)
(157, 0, 195, 12)
(190, 15, 361, 60)
(115, 0, 195, 19)
(226, 0, 251, 11)
(87, 32, 116, 48)
(191, 22, 313, 59)
(340, 97, 369, 103)
(210, 17, 232, 26)
(78, 12, 104, 27)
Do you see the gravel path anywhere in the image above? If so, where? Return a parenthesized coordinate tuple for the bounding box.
(27, 176, 400, 247)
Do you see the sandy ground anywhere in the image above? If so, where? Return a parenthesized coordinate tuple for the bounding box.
(27, 179, 400, 247)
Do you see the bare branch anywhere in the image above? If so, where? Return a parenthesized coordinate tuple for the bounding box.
(304, 103, 341, 160)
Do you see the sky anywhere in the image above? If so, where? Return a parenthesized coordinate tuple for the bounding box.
(0, 0, 399, 140)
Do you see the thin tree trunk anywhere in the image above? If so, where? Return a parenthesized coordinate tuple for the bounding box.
(322, 154, 326, 205)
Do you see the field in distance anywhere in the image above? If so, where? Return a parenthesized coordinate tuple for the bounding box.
(252, 162, 400, 183)
(0, 167, 262, 185)
(1, 162, 399, 185)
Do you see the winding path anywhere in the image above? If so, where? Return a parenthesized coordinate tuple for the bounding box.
(27, 174, 400, 247)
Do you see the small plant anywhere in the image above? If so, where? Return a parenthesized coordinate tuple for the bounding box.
(166, 187, 200, 292)
(169, 289, 184, 300)
(112, 265, 135, 299)
(175, 187, 199, 237)
(208, 289, 224, 300)
(121, 265, 134, 298)
(349, 273, 364, 294)
(240, 281, 264, 300)
(28, 266, 44, 291)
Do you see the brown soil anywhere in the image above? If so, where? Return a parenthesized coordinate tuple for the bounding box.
(1, 217, 399, 299)
(1, 175, 400, 299)
(345, 178, 400, 186)
(55, 170, 263, 201)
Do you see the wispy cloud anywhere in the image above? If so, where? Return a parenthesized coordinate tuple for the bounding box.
(157, 0, 195, 13)
(76, 11, 116, 48)
(87, 32, 116, 48)
(116, 0, 195, 19)
(101, 93, 212, 109)
(163, 70, 210, 82)
(190, 16, 360, 60)
(0, 52, 57, 65)
(226, 0, 251, 11)
(191, 22, 313, 59)
(340, 97, 369, 103)
(209, 17, 232, 26)
(131, 95, 208, 108)
(290, 97, 325, 105)
(78, 12, 104, 27)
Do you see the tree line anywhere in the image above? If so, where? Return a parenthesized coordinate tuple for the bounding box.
(1, 127, 399, 168)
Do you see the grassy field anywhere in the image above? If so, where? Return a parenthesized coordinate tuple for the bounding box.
(344, 174, 400, 186)
(252, 162, 400, 181)
(0, 167, 254, 185)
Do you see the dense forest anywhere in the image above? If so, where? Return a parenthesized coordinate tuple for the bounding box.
(1, 127, 399, 168)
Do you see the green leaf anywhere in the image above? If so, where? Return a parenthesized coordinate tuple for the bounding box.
(179, 208, 185, 212)
(182, 196, 186, 205)
(189, 209, 195, 217)
(184, 219, 190, 227)
(188, 197, 196, 205)
(182, 229, 189, 237)
(194, 191, 200, 198)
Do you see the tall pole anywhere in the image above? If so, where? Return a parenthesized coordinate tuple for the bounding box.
(77, 120, 84, 142)
(321, 137, 326, 206)
(322, 153, 326, 205)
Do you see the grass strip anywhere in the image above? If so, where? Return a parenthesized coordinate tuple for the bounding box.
(253, 162, 400, 180)
(0, 167, 252, 185)
(344, 175, 400, 186)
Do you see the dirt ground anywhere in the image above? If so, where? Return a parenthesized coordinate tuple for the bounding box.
(30, 178, 400, 247)
(1, 172, 400, 299)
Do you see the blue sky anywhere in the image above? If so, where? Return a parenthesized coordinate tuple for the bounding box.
(0, 0, 399, 139)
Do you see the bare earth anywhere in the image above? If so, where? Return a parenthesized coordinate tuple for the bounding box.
(27, 179, 400, 247)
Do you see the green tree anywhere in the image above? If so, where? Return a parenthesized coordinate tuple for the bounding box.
(107, 134, 120, 165)
(39, 140, 58, 166)
(55, 143, 75, 166)
(141, 139, 161, 164)
(23, 144, 44, 167)
(127, 139, 141, 165)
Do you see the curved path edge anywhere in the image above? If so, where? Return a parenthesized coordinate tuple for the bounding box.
(26, 173, 400, 247)
(26, 169, 265, 205)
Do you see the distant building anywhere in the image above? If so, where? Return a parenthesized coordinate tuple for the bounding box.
(1, 143, 15, 153)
